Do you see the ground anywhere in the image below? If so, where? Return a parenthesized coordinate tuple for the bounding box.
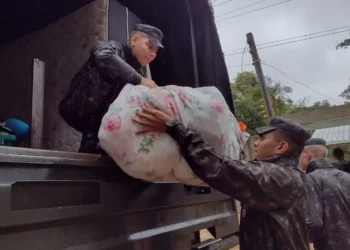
(200, 230, 238, 250)
(200, 230, 314, 249)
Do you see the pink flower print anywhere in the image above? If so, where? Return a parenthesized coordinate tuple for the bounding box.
(220, 135, 226, 148)
(149, 132, 160, 140)
(115, 152, 122, 161)
(210, 98, 224, 114)
(164, 96, 178, 115)
(178, 90, 193, 104)
(134, 96, 149, 109)
(104, 115, 121, 132)
(137, 101, 149, 109)
(127, 96, 137, 104)
(114, 151, 126, 161)
(152, 89, 167, 98)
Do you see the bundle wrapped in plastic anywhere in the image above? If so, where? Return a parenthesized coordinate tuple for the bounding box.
(98, 84, 248, 186)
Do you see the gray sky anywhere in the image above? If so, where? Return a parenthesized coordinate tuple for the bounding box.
(214, 0, 350, 106)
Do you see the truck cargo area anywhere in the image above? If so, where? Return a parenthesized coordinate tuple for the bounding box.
(0, 0, 239, 249)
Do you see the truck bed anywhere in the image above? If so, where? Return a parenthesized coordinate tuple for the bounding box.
(0, 147, 239, 250)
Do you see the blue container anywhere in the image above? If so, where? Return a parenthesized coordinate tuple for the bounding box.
(4, 118, 30, 139)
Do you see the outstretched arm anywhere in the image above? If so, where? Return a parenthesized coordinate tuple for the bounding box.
(166, 120, 302, 210)
(132, 109, 303, 210)
(91, 41, 142, 85)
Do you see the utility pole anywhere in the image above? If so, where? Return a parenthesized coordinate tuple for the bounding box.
(246, 32, 274, 119)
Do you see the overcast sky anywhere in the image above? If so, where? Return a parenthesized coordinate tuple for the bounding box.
(213, 0, 350, 106)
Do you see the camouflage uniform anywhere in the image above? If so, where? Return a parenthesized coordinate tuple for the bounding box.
(332, 159, 350, 174)
(165, 118, 311, 250)
(306, 158, 350, 250)
(59, 24, 164, 153)
(59, 41, 145, 153)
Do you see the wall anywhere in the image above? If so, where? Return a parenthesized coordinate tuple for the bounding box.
(284, 104, 350, 126)
(0, 0, 108, 151)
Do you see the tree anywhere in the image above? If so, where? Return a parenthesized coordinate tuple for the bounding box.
(231, 72, 266, 133)
(292, 99, 331, 113)
(340, 85, 350, 101)
(311, 100, 331, 108)
(231, 72, 297, 134)
(231, 72, 334, 134)
(336, 34, 350, 49)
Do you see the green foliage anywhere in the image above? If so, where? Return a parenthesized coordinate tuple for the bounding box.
(336, 37, 350, 50)
(231, 72, 333, 134)
(339, 85, 350, 101)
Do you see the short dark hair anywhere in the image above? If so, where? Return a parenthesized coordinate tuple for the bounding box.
(333, 147, 344, 160)
(273, 129, 304, 157)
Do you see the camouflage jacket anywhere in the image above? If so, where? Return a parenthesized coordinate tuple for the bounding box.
(165, 120, 310, 250)
(59, 41, 145, 153)
(306, 159, 350, 250)
(332, 159, 350, 174)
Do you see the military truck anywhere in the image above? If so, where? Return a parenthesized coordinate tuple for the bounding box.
(0, 0, 239, 249)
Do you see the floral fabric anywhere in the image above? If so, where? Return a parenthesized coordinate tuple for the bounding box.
(98, 84, 247, 185)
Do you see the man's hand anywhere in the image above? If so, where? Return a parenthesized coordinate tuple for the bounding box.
(140, 77, 158, 88)
(132, 108, 172, 134)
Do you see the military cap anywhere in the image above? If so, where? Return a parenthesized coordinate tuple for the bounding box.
(305, 138, 326, 146)
(256, 117, 311, 144)
(134, 24, 164, 48)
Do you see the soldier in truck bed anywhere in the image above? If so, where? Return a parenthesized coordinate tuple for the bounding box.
(59, 24, 163, 154)
(133, 110, 311, 250)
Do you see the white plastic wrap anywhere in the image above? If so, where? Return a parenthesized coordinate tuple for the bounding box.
(98, 84, 247, 186)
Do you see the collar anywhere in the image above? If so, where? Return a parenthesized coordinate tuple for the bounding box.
(122, 43, 142, 70)
(306, 158, 334, 174)
(337, 159, 347, 164)
(261, 156, 299, 167)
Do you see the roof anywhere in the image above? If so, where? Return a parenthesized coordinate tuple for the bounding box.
(312, 125, 350, 145)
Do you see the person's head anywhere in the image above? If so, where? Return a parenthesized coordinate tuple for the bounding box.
(130, 24, 163, 66)
(332, 147, 344, 160)
(299, 138, 328, 172)
(254, 117, 311, 160)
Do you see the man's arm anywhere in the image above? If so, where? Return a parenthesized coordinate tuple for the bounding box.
(166, 121, 303, 210)
(306, 174, 323, 241)
(91, 41, 142, 85)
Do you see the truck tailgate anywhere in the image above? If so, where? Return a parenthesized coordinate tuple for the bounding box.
(0, 147, 239, 250)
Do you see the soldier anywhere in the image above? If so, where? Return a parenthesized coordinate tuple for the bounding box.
(59, 24, 163, 153)
(331, 147, 350, 173)
(133, 109, 311, 250)
(299, 138, 350, 250)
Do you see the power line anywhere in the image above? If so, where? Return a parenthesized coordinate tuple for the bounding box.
(216, 0, 292, 22)
(241, 44, 249, 72)
(225, 28, 350, 56)
(215, 0, 267, 18)
(258, 26, 350, 47)
(261, 63, 339, 102)
(225, 25, 350, 53)
(227, 63, 252, 69)
(213, 0, 232, 7)
(257, 29, 350, 50)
